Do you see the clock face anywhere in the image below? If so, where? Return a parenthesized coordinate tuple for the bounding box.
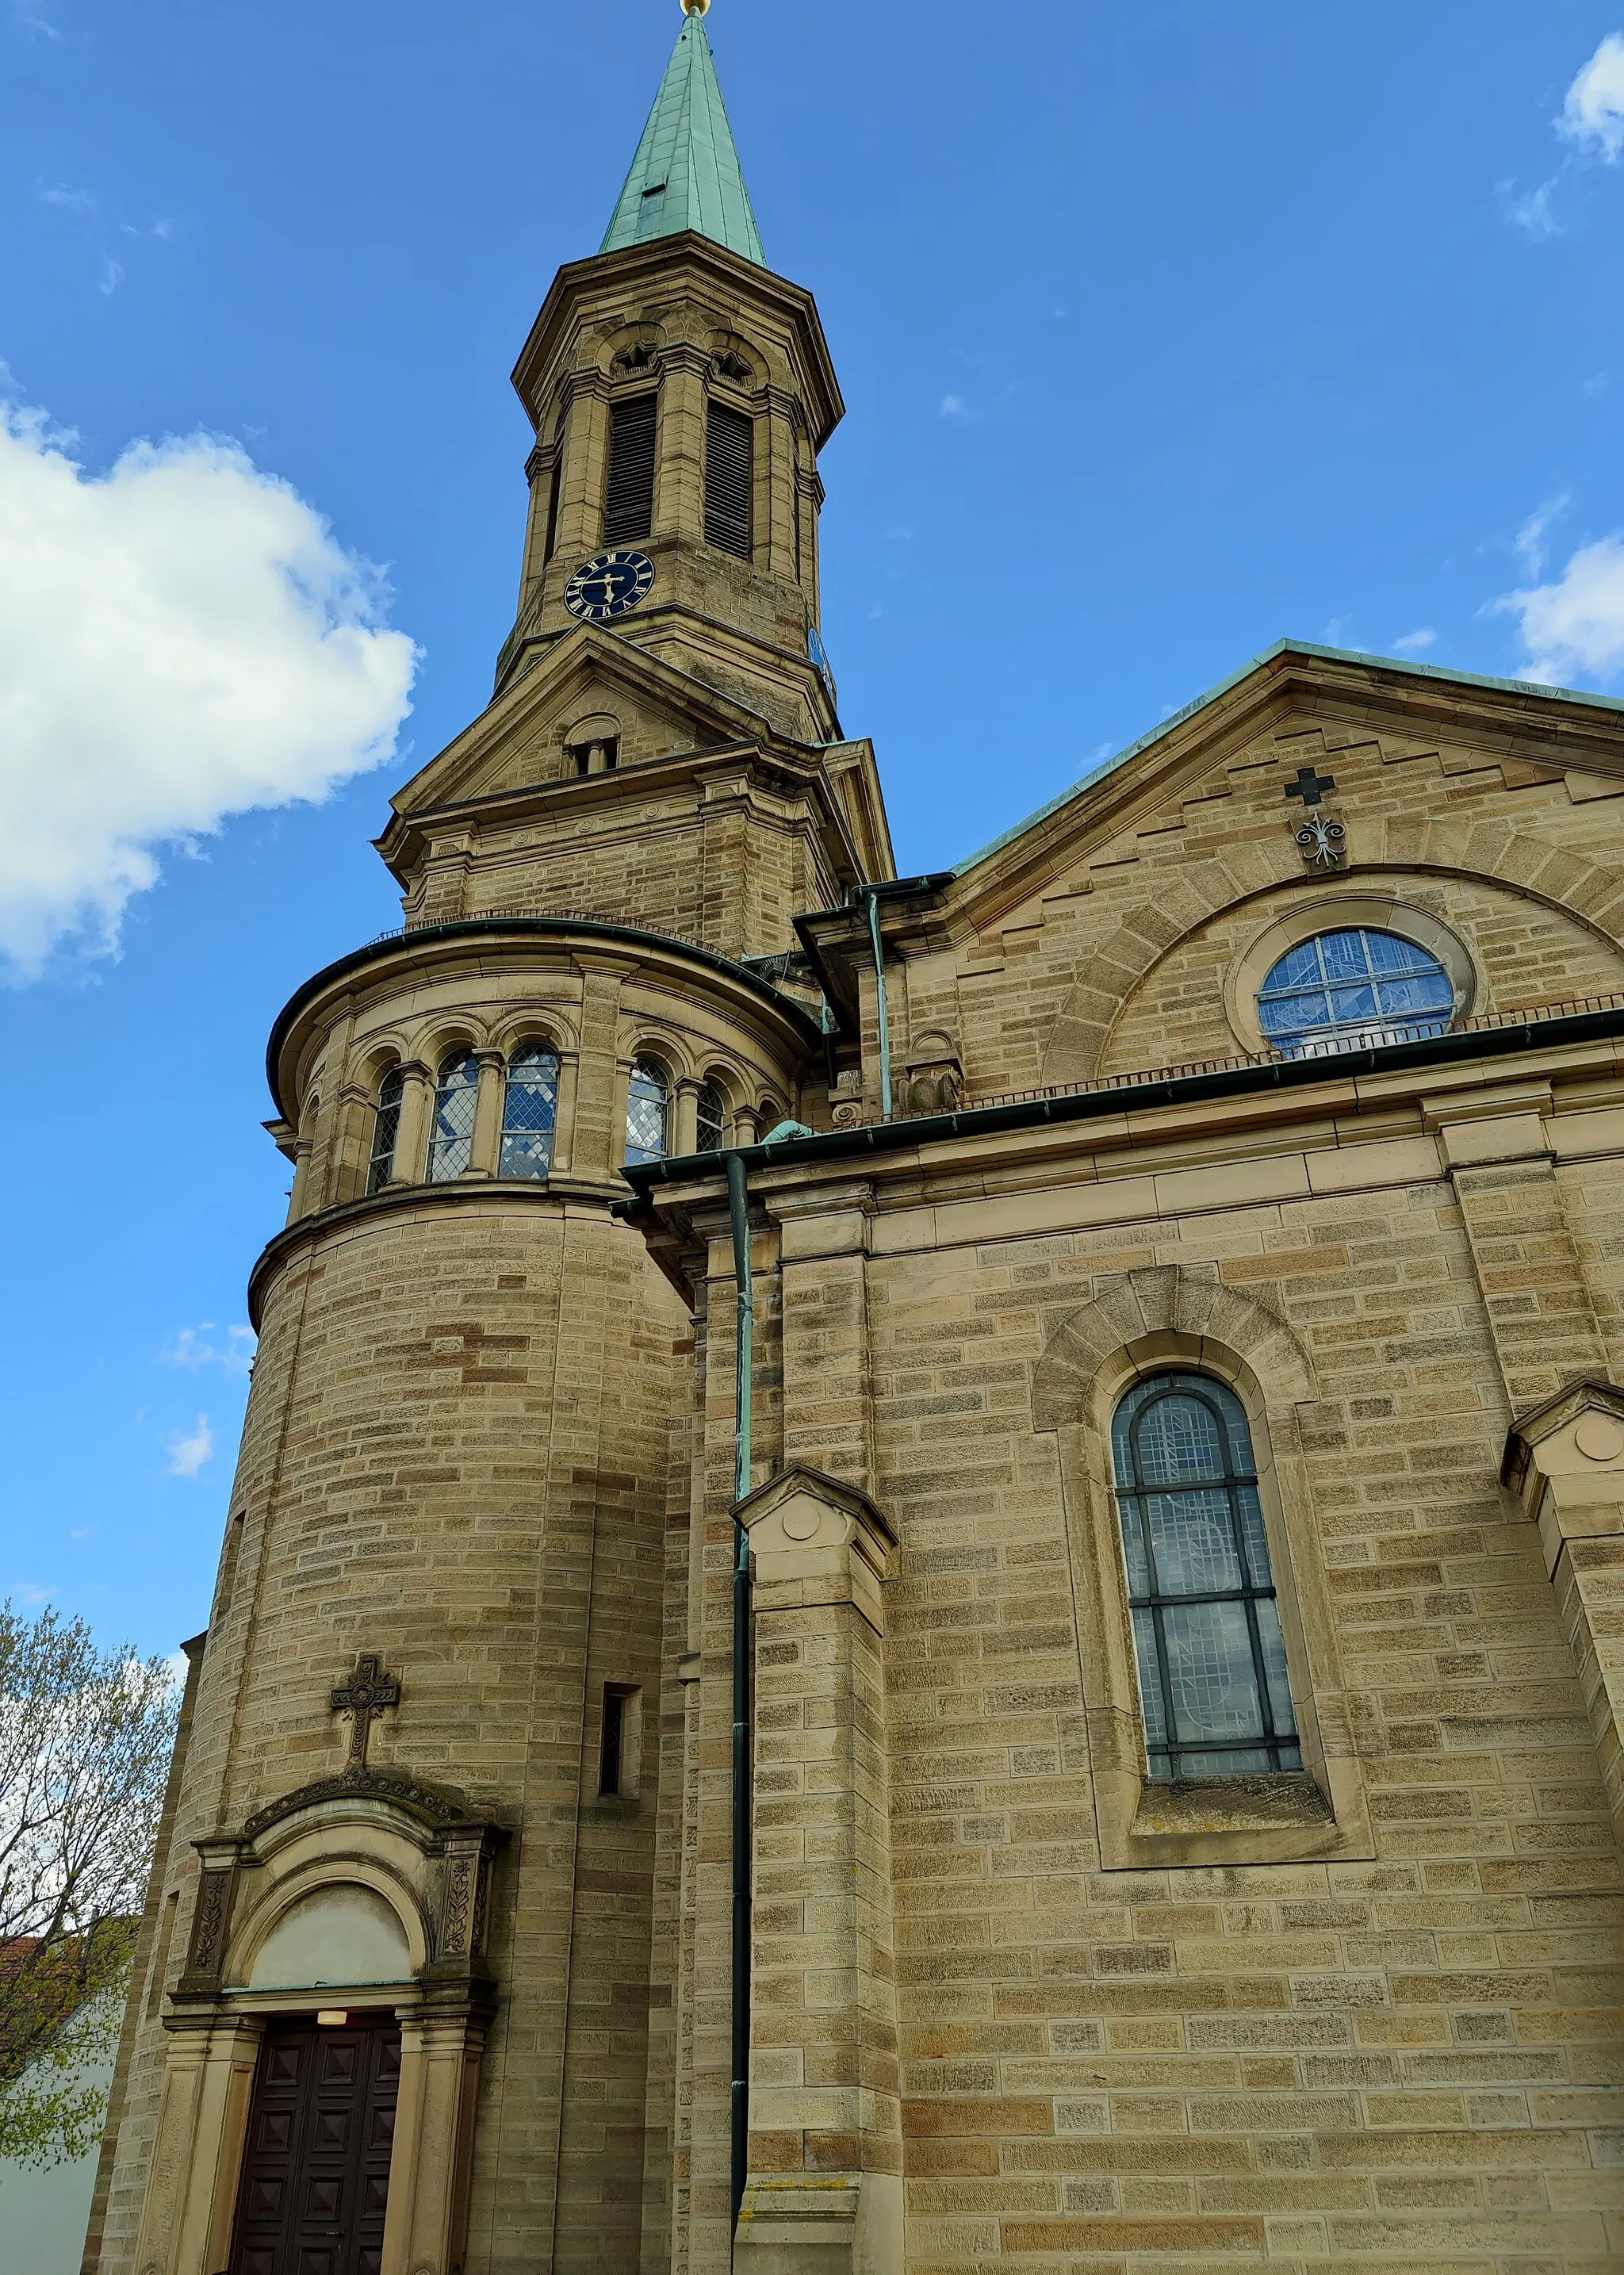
(565, 550, 656, 623)
(807, 623, 838, 709)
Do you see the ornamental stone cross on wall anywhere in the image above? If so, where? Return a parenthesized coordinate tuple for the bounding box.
(1284, 764, 1338, 807)
(331, 1652, 401, 1769)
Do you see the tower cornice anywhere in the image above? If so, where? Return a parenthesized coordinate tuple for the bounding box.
(511, 232, 844, 450)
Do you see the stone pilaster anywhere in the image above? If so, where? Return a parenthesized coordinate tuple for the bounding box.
(129, 2013, 263, 2275)
(653, 343, 711, 544)
(469, 1048, 506, 1178)
(733, 1466, 902, 2275)
(382, 2008, 488, 2275)
(555, 370, 611, 565)
(1503, 1377, 1624, 1844)
(769, 1184, 876, 1492)
(1431, 1089, 1611, 1409)
(390, 1060, 434, 1187)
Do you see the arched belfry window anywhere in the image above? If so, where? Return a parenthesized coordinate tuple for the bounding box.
(1110, 1373, 1301, 1779)
(705, 400, 753, 558)
(500, 1047, 559, 1180)
(603, 396, 657, 547)
(427, 1051, 479, 1183)
(366, 1070, 404, 1194)
(625, 1059, 670, 1167)
(696, 1080, 727, 1153)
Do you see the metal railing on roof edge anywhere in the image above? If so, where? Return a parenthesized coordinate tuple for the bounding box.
(844, 990, 1624, 1129)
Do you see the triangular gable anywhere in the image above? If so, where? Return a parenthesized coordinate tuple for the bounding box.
(945, 641, 1624, 933)
(389, 625, 779, 819)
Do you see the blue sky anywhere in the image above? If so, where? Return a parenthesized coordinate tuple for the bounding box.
(2, 0, 1622, 1659)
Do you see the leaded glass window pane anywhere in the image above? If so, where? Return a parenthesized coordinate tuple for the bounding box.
(696, 1081, 727, 1153)
(366, 1069, 404, 1194)
(626, 1058, 669, 1167)
(1112, 1372, 1302, 1779)
(1258, 927, 1454, 1057)
(500, 1046, 558, 1180)
(428, 1051, 479, 1183)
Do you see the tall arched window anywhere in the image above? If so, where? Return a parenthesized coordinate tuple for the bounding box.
(625, 1058, 670, 1166)
(696, 1080, 727, 1153)
(366, 1069, 404, 1194)
(427, 1051, 479, 1183)
(500, 1046, 559, 1180)
(1111, 1372, 1300, 1779)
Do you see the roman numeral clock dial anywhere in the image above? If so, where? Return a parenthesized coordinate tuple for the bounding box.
(564, 549, 657, 622)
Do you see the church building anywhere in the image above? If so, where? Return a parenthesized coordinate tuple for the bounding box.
(87, 6, 1624, 2270)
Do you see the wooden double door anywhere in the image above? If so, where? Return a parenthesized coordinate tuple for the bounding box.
(228, 2016, 400, 2275)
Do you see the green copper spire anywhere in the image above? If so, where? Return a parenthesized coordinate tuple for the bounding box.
(600, 10, 766, 266)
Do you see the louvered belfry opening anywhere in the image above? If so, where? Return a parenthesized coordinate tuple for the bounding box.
(704, 399, 754, 558)
(603, 394, 657, 546)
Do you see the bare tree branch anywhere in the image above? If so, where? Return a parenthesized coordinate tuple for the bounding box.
(0, 1602, 178, 2164)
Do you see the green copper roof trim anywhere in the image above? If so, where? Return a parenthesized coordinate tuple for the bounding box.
(601, 14, 766, 266)
(951, 638, 1624, 880)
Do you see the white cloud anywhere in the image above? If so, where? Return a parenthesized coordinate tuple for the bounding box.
(1561, 31, 1624, 163)
(0, 394, 418, 979)
(1503, 33, 1624, 238)
(167, 1415, 214, 1478)
(8, 0, 61, 37)
(1515, 493, 1568, 577)
(37, 182, 95, 217)
(1393, 628, 1438, 655)
(1496, 532, 1624, 686)
(160, 1324, 256, 1377)
(1503, 178, 1562, 239)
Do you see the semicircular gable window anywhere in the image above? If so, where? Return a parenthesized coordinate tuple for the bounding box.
(1258, 927, 1454, 1058)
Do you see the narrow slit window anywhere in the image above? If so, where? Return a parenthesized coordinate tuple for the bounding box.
(1111, 1372, 1301, 1779)
(544, 446, 564, 562)
(500, 1047, 559, 1180)
(603, 395, 657, 546)
(625, 1059, 669, 1166)
(427, 1051, 479, 1183)
(599, 1687, 627, 1795)
(705, 400, 753, 558)
(366, 1069, 404, 1193)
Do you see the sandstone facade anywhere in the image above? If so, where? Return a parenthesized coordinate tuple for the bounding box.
(86, 21, 1624, 2275)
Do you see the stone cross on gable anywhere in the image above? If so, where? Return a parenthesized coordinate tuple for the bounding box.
(331, 1652, 401, 1769)
(1285, 764, 1338, 807)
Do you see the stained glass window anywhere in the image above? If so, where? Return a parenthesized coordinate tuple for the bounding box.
(366, 1069, 404, 1194)
(1111, 1373, 1301, 1779)
(696, 1080, 727, 1153)
(626, 1058, 670, 1166)
(427, 1051, 479, 1183)
(500, 1046, 558, 1180)
(1258, 928, 1453, 1057)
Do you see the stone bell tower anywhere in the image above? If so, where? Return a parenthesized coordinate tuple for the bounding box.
(84, 13, 891, 2275)
(372, 0, 892, 964)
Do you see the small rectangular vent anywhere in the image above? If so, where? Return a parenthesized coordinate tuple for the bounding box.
(704, 399, 754, 560)
(603, 395, 657, 547)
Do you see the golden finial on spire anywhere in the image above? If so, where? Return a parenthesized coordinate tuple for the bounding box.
(680, 0, 710, 16)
